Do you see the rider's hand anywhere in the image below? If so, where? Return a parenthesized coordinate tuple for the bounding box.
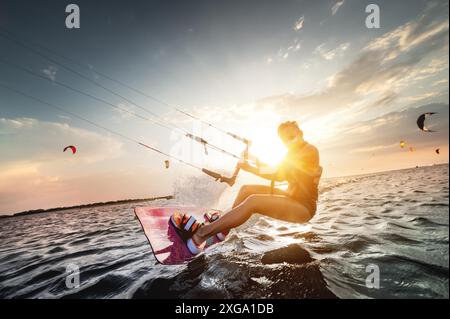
(238, 161, 252, 171)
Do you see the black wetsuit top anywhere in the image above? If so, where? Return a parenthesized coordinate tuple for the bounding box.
(277, 141, 321, 214)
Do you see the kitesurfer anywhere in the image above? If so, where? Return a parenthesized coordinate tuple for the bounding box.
(170, 121, 322, 255)
(417, 112, 437, 132)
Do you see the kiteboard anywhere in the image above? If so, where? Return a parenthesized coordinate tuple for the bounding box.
(134, 206, 225, 265)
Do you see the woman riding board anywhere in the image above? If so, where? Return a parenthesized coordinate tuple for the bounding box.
(170, 120, 322, 255)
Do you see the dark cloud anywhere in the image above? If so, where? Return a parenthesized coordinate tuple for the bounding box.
(257, 2, 449, 118)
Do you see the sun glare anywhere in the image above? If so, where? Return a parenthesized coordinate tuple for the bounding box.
(250, 128, 287, 166)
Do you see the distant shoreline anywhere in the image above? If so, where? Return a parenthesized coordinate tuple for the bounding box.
(1, 163, 448, 219)
(323, 162, 449, 179)
(0, 195, 174, 219)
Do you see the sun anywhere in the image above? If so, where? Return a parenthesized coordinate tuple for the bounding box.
(248, 128, 287, 167)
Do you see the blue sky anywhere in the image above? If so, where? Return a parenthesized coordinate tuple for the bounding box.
(0, 0, 448, 214)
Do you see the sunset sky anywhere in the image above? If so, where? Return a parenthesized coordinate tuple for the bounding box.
(0, 0, 448, 215)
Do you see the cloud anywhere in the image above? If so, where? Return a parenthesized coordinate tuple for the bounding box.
(57, 114, 72, 121)
(163, 3, 448, 177)
(313, 42, 350, 60)
(364, 9, 449, 62)
(432, 78, 449, 86)
(257, 3, 449, 119)
(322, 103, 448, 153)
(293, 16, 304, 31)
(317, 102, 449, 176)
(400, 91, 442, 103)
(268, 39, 302, 63)
(115, 103, 137, 119)
(0, 118, 179, 214)
(331, 0, 345, 16)
(0, 164, 172, 215)
(0, 117, 123, 164)
(350, 143, 398, 154)
(41, 65, 58, 81)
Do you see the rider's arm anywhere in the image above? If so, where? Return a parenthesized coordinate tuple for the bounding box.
(239, 161, 285, 182)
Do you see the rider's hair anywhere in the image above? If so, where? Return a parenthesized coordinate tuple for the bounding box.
(278, 121, 303, 137)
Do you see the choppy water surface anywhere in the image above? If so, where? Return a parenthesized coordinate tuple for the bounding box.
(0, 164, 448, 298)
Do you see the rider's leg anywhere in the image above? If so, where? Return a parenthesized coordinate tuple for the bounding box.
(232, 184, 289, 208)
(194, 194, 313, 244)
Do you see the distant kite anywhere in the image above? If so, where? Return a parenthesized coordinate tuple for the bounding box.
(409, 146, 415, 152)
(436, 148, 440, 155)
(63, 145, 77, 154)
(400, 140, 406, 148)
(417, 112, 437, 132)
(164, 160, 170, 169)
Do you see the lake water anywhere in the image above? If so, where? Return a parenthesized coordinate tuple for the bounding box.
(0, 164, 448, 298)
